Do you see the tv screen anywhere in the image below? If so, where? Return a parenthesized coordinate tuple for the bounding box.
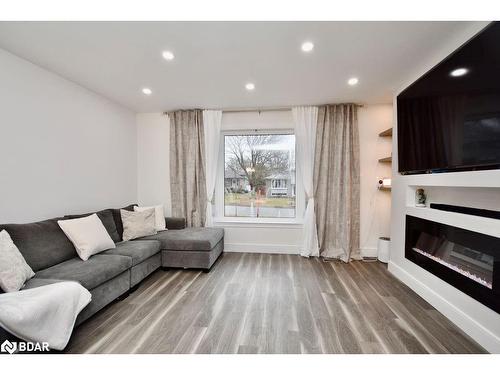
(397, 22, 500, 174)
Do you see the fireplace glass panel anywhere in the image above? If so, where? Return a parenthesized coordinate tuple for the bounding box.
(405, 215, 500, 314)
(413, 232, 493, 289)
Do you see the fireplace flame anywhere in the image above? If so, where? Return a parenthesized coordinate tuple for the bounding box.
(412, 247, 493, 289)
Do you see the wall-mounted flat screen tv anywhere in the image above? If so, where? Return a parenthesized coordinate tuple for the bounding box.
(397, 22, 500, 175)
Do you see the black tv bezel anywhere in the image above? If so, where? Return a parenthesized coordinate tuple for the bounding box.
(397, 22, 500, 175)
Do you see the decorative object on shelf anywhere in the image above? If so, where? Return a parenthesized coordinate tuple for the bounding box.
(378, 177, 391, 190)
(377, 237, 390, 263)
(415, 188, 427, 207)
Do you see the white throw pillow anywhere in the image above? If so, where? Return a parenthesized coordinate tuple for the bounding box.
(121, 208, 157, 241)
(58, 214, 116, 261)
(0, 230, 35, 292)
(134, 204, 167, 231)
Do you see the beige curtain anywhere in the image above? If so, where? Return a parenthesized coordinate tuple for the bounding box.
(314, 104, 360, 262)
(169, 110, 207, 227)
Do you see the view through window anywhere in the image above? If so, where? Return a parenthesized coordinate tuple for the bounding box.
(224, 133, 296, 218)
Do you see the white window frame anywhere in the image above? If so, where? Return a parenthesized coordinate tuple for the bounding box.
(214, 129, 304, 225)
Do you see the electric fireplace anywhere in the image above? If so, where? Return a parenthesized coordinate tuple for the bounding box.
(405, 215, 500, 313)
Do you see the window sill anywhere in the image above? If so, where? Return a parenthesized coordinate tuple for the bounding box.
(213, 217, 303, 228)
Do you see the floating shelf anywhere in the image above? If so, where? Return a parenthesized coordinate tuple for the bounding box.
(379, 186, 392, 191)
(379, 128, 393, 137)
(378, 156, 392, 163)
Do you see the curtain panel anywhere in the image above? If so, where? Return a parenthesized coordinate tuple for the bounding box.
(202, 110, 222, 227)
(292, 106, 320, 257)
(314, 104, 360, 262)
(168, 109, 207, 227)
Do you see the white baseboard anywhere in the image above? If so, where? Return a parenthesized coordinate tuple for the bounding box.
(388, 260, 500, 353)
(360, 246, 377, 258)
(225, 245, 378, 257)
(224, 242, 300, 254)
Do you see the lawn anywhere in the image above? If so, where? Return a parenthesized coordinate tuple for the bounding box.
(224, 192, 295, 208)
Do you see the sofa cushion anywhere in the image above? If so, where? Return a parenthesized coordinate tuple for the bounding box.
(139, 227, 224, 251)
(0, 230, 35, 292)
(121, 209, 157, 241)
(1, 278, 65, 295)
(101, 240, 160, 266)
(134, 205, 166, 231)
(0, 218, 77, 272)
(58, 214, 116, 261)
(165, 217, 186, 230)
(64, 209, 120, 243)
(34, 254, 131, 290)
(22, 278, 65, 290)
(111, 204, 137, 241)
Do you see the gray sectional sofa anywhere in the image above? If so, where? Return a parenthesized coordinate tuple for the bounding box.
(0, 204, 224, 344)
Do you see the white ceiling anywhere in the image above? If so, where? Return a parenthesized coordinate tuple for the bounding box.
(0, 21, 482, 112)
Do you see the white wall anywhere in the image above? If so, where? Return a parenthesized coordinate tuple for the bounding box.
(358, 105, 393, 256)
(136, 106, 392, 255)
(136, 113, 171, 216)
(388, 21, 500, 353)
(0, 48, 137, 223)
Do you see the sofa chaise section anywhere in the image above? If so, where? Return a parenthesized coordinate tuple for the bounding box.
(139, 227, 224, 271)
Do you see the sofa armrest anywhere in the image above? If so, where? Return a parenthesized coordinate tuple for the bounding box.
(165, 217, 186, 230)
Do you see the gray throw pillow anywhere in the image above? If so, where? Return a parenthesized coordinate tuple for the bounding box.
(0, 229, 35, 292)
(120, 208, 157, 241)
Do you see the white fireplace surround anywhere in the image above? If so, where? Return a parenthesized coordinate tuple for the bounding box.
(389, 21, 500, 354)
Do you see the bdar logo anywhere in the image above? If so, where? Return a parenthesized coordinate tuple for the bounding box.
(0, 339, 49, 353)
(1, 340, 17, 354)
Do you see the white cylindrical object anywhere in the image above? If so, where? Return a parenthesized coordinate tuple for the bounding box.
(377, 237, 390, 263)
(377, 178, 392, 189)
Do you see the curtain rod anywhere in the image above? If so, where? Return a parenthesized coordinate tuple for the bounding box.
(164, 104, 363, 115)
(222, 104, 364, 113)
(222, 106, 291, 114)
(164, 106, 292, 114)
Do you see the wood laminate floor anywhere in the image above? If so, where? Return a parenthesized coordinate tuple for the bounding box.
(65, 252, 486, 354)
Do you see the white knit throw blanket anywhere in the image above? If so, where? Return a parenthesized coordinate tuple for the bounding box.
(0, 281, 91, 350)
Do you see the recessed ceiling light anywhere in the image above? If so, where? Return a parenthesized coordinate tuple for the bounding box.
(245, 83, 255, 91)
(162, 51, 175, 61)
(450, 67, 468, 77)
(301, 41, 314, 52)
(348, 77, 359, 86)
(142, 88, 152, 95)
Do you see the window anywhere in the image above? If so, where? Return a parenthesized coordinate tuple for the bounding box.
(271, 179, 287, 189)
(223, 133, 296, 218)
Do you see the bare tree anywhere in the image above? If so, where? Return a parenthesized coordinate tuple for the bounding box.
(225, 135, 291, 191)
